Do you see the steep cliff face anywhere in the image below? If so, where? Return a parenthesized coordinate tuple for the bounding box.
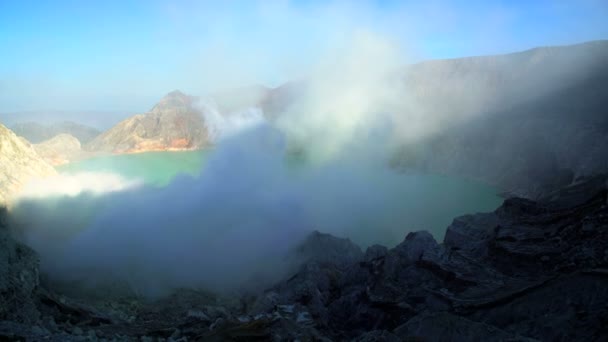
(33, 134, 84, 166)
(239, 175, 608, 341)
(11, 121, 100, 144)
(392, 40, 608, 198)
(0, 124, 57, 205)
(258, 41, 608, 197)
(86, 91, 209, 154)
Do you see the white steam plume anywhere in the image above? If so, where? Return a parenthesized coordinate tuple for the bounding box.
(15, 172, 141, 200)
(276, 30, 404, 163)
(9, 30, 499, 297)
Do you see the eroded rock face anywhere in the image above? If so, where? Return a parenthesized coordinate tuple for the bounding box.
(86, 91, 209, 154)
(0, 123, 57, 205)
(241, 175, 608, 341)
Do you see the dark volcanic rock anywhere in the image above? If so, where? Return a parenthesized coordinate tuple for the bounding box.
(290, 230, 364, 267)
(0, 207, 40, 323)
(250, 232, 364, 329)
(243, 175, 608, 341)
(1, 174, 607, 340)
(394, 311, 537, 341)
(392, 41, 608, 199)
(353, 329, 402, 342)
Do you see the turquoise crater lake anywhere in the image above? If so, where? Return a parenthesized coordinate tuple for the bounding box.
(58, 150, 209, 187)
(57, 150, 502, 246)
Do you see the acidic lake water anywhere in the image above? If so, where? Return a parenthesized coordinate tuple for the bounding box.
(59, 151, 208, 187)
(58, 150, 503, 246)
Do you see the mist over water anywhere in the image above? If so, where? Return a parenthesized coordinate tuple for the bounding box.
(10, 124, 501, 297)
(9, 31, 505, 297)
(58, 150, 208, 187)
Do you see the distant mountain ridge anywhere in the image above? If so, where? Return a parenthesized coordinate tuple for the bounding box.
(2, 111, 131, 130)
(11, 121, 101, 144)
(86, 91, 209, 154)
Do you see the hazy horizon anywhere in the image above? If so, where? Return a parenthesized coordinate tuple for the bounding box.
(1, 0, 607, 118)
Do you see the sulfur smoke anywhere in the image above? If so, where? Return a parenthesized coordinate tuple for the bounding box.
(9, 31, 495, 297)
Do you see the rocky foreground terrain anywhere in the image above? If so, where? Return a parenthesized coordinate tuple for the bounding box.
(1, 174, 607, 341)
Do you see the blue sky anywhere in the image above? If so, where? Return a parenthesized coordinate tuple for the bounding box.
(0, 0, 607, 115)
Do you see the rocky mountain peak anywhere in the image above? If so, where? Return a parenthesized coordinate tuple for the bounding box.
(86, 91, 208, 154)
(166, 89, 186, 98)
(153, 90, 196, 112)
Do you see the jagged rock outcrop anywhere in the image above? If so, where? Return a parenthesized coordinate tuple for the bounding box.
(86, 91, 209, 154)
(11, 121, 100, 144)
(33, 134, 84, 166)
(0, 123, 57, 205)
(1, 175, 607, 340)
(238, 175, 608, 341)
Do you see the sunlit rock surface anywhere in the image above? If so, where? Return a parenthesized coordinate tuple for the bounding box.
(33, 133, 84, 166)
(0, 123, 57, 205)
(86, 91, 209, 154)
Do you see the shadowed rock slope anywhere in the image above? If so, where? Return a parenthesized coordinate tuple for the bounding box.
(395, 40, 608, 198)
(86, 91, 209, 154)
(2, 175, 608, 340)
(0, 207, 40, 324)
(261, 41, 608, 199)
